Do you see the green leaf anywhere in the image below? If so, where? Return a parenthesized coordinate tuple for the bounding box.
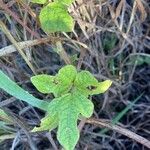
(57, 94, 79, 150)
(74, 71, 98, 96)
(56, 65, 77, 85)
(54, 65, 77, 96)
(39, 2, 74, 33)
(75, 71, 98, 88)
(73, 91, 94, 118)
(55, 0, 75, 5)
(32, 113, 58, 132)
(31, 0, 47, 4)
(90, 80, 112, 95)
(31, 75, 56, 94)
(48, 94, 70, 114)
(0, 70, 49, 111)
(31, 66, 77, 97)
(33, 92, 93, 150)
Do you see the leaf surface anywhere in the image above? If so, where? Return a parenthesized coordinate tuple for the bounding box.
(31, 75, 56, 94)
(57, 94, 79, 150)
(90, 80, 112, 95)
(73, 91, 94, 118)
(39, 2, 74, 33)
(32, 113, 58, 132)
(74, 71, 98, 96)
(56, 65, 77, 85)
(75, 71, 98, 88)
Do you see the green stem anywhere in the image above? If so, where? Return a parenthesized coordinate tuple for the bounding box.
(55, 41, 71, 65)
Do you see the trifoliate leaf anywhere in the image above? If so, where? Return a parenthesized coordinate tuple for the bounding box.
(39, 2, 74, 33)
(31, 0, 47, 4)
(29, 65, 112, 150)
(31, 75, 56, 94)
(32, 113, 58, 132)
(90, 80, 112, 95)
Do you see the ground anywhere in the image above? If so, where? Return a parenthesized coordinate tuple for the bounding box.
(0, 0, 150, 150)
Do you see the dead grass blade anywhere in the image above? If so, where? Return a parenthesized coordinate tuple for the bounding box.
(0, 21, 37, 74)
(0, 1, 40, 39)
(115, 0, 125, 19)
(0, 38, 51, 57)
(136, 0, 147, 22)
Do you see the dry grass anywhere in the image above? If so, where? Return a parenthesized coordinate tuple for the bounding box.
(0, 0, 150, 149)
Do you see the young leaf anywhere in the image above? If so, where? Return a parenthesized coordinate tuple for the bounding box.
(31, 66, 77, 96)
(74, 71, 98, 96)
(53, 65, 77, 96)
(39, 2, 74, 33)
(31, 75, 56, 94)
(58, 109, 79, 150)
(90, 80, 112, 95)
(56, 65, 77, 85)
(74, 71, 98, 88)
(33, 91, 93, 150)
(32, 113, 58, 132)
(48, 94, 70, 114)
(30, 66, 111, 149)
(31, 0, 47, 4)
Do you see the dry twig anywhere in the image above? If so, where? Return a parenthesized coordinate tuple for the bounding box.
(86, 118, 150, 149)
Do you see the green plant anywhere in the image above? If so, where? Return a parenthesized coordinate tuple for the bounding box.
(31, 0, 75, 33)
(0, 2, 111, 149)
(0, 65, 112, 150)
